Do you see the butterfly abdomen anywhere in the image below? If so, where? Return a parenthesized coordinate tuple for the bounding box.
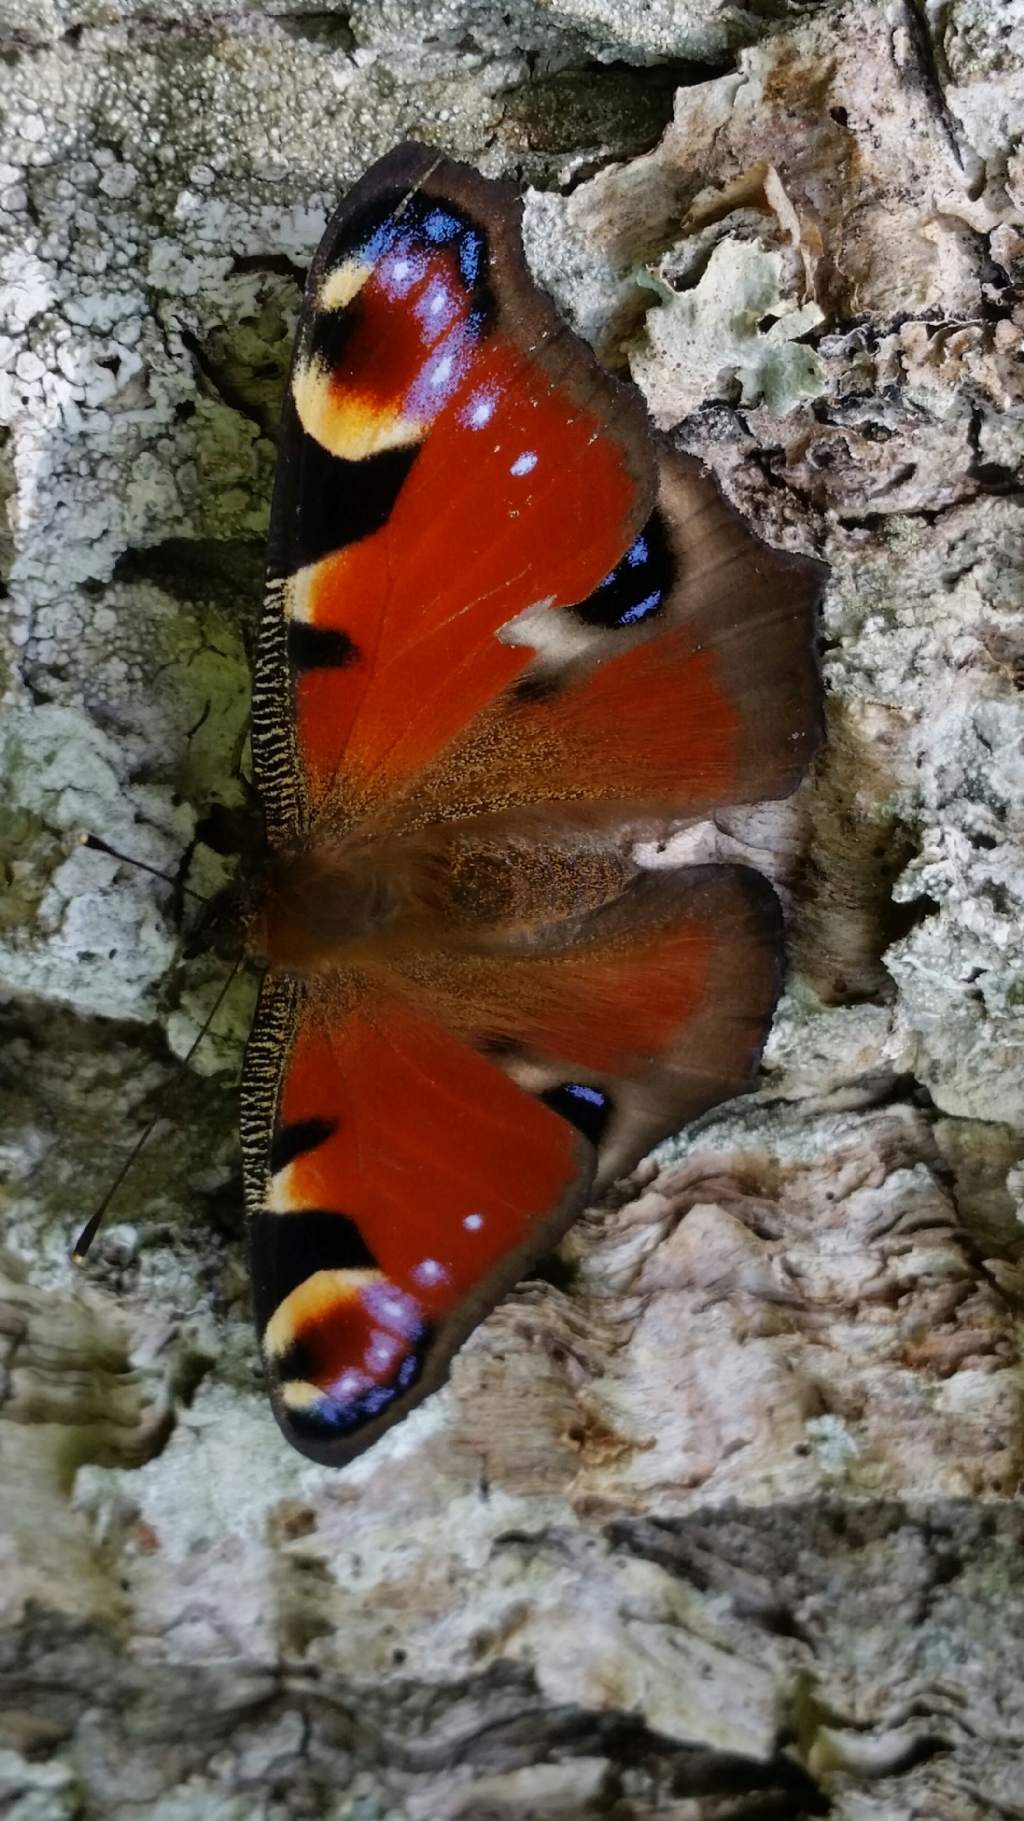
(258, 832, 455, 974)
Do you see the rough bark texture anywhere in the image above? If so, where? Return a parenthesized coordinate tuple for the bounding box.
(2, 0, 1023, 1815)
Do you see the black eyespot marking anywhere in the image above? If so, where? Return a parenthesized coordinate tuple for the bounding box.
(278, 189, 500, 581)
(325, 186, 494, 317)
(270, 1117, 338, 1175)
(541, 1083, 613, 1146)
(278, 398, 419, 571)
(251, 1209, 377, 1329)
(308, 299, 361, 377)
(285, 1399, 361, 1443)
(278, 1333, 434, 1442)
(287, 624, 359, 672)
(573, 507, 675, 630)
(269, 1334, 316, 1384)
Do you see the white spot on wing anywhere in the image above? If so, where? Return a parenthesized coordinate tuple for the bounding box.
(412, 1258, 449, 1288)
(365, 1330, 402, 1372)
(361, 1281, 424, 1339)
(329, 1368, 371, 1406)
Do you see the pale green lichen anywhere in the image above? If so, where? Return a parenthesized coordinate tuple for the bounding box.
(804, 1414, 861, 1480)
(631, 237, 827, 421)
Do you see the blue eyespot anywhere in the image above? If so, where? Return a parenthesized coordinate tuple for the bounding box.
(573, 508, 675, 630)
(541, 1081, 613, 1144)
(424, 207, 462, 244)
(462, 389, 498, 430)
(361, 1281, 425, 1341)
(565, 1083, 608, 1107)
(358, 1384, 398, 1418)
(361, 220, 399, 265)
(619, 590, 662, 624)
(378, 243, 428, 299)
(404, 320, 477, 419)
(415, 278, 459, 330)
(459, 229, 483, 285)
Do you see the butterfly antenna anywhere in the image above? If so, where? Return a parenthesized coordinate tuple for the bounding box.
(80, 832, 207, 904)
(71, 957, 242, 1264)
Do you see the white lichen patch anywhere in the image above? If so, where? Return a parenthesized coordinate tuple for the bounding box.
(630, 237, 826, 421)
(818, 501, 1024, 1124)
(0, 705, 185, 1017)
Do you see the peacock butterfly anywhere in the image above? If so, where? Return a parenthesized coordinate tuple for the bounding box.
(199, 143, 823, 1465)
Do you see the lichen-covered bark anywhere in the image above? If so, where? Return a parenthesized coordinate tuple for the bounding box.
(1, 0, 1022, 1815)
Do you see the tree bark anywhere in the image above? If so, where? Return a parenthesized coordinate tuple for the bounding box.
(1, 0, 1023, 1815)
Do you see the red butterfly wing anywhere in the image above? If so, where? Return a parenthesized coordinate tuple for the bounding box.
(385, 448, 823, 834)
(255, 143, 657, 829)
(242, 863, 779, 1463)
(242, 978, 588, 1464)
(383, 862, 784, 1188)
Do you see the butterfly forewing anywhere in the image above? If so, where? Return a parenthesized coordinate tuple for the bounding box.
(254, 143, 657, 828)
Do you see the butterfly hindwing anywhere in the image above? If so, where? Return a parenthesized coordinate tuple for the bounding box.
(243, 860, 780, 1463)
(380, 860, 784, 1188)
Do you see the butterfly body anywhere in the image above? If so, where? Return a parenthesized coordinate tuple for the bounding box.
(220, 143, 824, 1465)
(252, 830, 449, 972)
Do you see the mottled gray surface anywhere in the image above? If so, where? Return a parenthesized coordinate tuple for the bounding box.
(1, 0, 1023, 1815)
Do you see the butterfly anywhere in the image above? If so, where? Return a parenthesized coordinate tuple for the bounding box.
(205, 142, 823, 1466)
